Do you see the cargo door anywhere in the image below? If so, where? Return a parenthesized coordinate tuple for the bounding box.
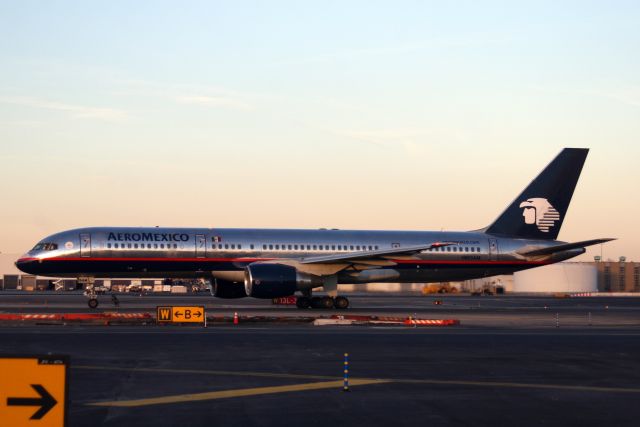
(80, 233, 91, 257)
(195, 234, 206, 258)
(488, 238, 498, 261)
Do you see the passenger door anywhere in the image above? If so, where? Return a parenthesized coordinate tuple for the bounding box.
(80, 233, 91, 257)
(488, 238, 498, 261)
(195, 234, 206, 258)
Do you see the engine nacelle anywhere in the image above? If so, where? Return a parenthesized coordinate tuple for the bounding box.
(213, 279, 247, 299)
(244, 264, 322, 299)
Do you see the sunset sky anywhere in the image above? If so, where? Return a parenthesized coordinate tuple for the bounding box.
(1, 1, 639, 261)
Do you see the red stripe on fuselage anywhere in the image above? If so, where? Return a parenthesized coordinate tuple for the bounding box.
(38, 256, 547, 266)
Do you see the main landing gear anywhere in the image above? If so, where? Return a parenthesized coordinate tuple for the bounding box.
(296, 295, 349, 310)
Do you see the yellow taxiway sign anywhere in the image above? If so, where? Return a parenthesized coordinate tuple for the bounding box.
(0, 355, 68, 427)
(156, 306, 206, 323)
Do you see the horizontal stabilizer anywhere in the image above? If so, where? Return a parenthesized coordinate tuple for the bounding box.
(518, 238, 615, 257)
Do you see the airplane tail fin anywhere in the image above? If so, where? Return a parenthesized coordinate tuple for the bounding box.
(484, 148, 589, 240)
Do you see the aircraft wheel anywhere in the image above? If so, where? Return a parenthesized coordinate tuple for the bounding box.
(88, 298, 99, 309)
(296, 296, 311, 309)
(320, 296, 334, 309)
(334, 296, 349, 309)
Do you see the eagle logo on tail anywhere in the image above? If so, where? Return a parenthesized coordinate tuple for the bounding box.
(519, 198, 560, 232)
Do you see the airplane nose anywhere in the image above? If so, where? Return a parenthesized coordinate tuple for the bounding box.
(15, 256, 38, 274)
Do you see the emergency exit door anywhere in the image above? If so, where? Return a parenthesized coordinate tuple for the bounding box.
(195, 234, 206, 258)
(80, 233, 91, 257)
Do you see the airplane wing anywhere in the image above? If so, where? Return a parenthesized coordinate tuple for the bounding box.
(518, 238, 615, 257)
(299, 242, 457, 264)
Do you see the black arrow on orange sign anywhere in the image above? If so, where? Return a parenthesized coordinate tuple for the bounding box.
(175, 311, 183, 318)
(194, 311, 202, 318)
(7, 384, 57, 419)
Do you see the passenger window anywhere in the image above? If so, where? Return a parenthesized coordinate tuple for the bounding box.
(224, 244, 229, 249)
(313, 245, 317, 250)
(250, 244, 254, 250)
(160, 244, 164, 249)
(174, 244, 177, 249)
(288, 245, 292, 250)
(294, 245, 298, 250)
(154, 244, 158, 249)
(307, 245, 311, 250)
(127, 243, 132, 249)
(269, 244, 273, 250)
(446, 247, 451, 252)
(231, 244, 236, 250)
(356, 246, 361, 250)
(453, 247, 457, 252)
(350, 245, 354, 250)
(368, 246, 372, 251)
(107, 243, 111, 249)
(238, 244, 242, 249)
(275, 244, 280, 250)
(134, 244, 138, 249)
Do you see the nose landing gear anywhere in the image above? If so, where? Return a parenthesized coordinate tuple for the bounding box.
(80, 277, 99, 309)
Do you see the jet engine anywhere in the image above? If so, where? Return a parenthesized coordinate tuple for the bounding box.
(244, 264, 322, 298)
(213, 279, 247, 299)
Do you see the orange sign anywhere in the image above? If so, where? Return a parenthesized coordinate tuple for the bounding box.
(156, 306, 205, 323)
(0, 355, 68, 427)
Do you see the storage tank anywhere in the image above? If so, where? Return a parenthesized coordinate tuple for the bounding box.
(513, 263, 597, 293)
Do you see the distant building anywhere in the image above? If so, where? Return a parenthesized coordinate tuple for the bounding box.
(589, 259, 640, 292)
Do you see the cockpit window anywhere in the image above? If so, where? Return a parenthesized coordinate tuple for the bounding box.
(31, 243, 58, 251)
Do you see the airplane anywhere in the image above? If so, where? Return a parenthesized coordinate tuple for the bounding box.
(16, 148, 613, 309)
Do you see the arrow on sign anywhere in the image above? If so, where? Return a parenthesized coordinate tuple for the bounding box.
(175, 311, 183, 318)
(7, 384, 57, 419)
(194, 311, 202, 318)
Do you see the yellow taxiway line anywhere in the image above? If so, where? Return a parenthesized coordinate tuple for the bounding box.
(88, 379, 390, 407)
(78, 364, 640, 408)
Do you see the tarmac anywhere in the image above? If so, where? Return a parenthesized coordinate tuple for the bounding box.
(1, 293, 640, 426)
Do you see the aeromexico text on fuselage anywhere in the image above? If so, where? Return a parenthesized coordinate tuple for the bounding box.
(108, 232, 190, 242)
